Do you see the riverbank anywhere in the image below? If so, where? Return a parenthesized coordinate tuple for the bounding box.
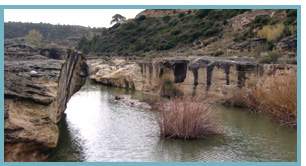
(88, 56, 297, 127)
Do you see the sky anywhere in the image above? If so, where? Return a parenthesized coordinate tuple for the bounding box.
(4, 9, 145, 28)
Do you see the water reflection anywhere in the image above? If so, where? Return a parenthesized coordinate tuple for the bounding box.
(49, 81, 296, 162)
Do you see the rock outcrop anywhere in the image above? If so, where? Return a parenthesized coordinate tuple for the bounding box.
(88, 59, 143, 90)
(4, 41, 88, 161)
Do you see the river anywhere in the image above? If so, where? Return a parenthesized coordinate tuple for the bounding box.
(49, 81, 296, 162)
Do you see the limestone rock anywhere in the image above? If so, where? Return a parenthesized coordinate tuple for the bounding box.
(4, 40, 88, 161)
(88, 59, 143, 90)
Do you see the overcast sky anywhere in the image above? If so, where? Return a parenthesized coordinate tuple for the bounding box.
(4, 9, 145, 28)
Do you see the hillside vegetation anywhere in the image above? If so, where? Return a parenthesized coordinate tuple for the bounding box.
(5, 22, 92, 40)
(4, 10, 297, 64)
(78, 9, 297, 64)
(78, 10, 248, 54)
(5, 22, 103, 47)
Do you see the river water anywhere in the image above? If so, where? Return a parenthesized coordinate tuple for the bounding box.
(49, 81, 296, 162)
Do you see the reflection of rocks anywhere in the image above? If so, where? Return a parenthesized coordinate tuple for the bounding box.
(112, 95, 151, 110)
(4, 40, 88, 161)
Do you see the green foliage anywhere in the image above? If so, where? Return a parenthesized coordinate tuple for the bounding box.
(259, 51, 280, 64)
(5, 22, 92, 41)
(253, 15, 271, 27)
(284, 10, 297, 25)
(178, 13, 185, 18)
(110, 14, 126, 25)
(157, 40, 175, 50)
(136, 15, 146, 21)
(266, 41, 275, 51)
(77, 9, 294, 56)
(195, 9, 212, 18)
(25, 29, 43, 47)
(77, 36, 91, 54)
(162, 15, 171, 23)
(235, 10, 296, 44)
(81, 12, 218, 54)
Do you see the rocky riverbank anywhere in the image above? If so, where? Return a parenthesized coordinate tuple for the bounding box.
(88, 56, 296, 99)
(4, 41, 88, 161)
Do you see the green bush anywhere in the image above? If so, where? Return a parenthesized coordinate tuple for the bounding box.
(178, 13, 185, 18)
(168, 18, 179, 27)
(171, 29, 181, 35)
(157, 40, 175, 50)
(284, 10, 297, 25)
(259, 51, 280, 64)
(253, 15, 271, 27)
(136, 15, 146, 21)
(195, 9, 212, 18)
(162, 16, 171, 23)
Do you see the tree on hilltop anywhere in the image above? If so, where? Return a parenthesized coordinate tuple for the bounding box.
(110, 14, 126, 25)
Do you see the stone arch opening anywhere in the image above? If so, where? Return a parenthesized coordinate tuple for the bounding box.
(173, 63, 187, 83)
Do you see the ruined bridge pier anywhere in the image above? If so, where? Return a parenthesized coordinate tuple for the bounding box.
(138, 57, 295, 97)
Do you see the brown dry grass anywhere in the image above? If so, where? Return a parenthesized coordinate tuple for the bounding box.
(246, 70, 297, 127)
(257, 23, 285, 41)
(158, 97, 220, 139)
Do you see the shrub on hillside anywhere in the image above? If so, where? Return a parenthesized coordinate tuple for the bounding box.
(253, 15, 271, 27)
(25, 29, 43, 47)
(257, 23, 285, 41)
(259, 51, 280, 64)
(162, 15, 171, 23)
(178, 13, 185, 18)
(136, 15, 146, 21)
(195, 9, 212, 18)
(284, 10, 297, 25)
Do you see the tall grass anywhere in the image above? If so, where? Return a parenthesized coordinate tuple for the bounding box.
(245, 70, 297, 127)
(158, 97, 220, 139)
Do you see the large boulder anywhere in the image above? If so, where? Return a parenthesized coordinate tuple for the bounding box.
(88, 58, 143, 90)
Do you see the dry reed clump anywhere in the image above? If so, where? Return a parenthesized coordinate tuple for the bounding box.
(158, 97, 220, 139)
(223, 87, 250, 108)
(245, 70, 297, 127)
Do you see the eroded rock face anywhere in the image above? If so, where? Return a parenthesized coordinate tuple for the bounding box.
(49, 50, 88, 123)
(4, 41, 88, 161)
(88, 59, 143, 90)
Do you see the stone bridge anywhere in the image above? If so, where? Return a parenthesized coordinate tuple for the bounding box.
(137, 56, 295, 97)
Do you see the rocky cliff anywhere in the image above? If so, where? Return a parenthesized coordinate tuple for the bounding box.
(4, 41, 88, 161)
